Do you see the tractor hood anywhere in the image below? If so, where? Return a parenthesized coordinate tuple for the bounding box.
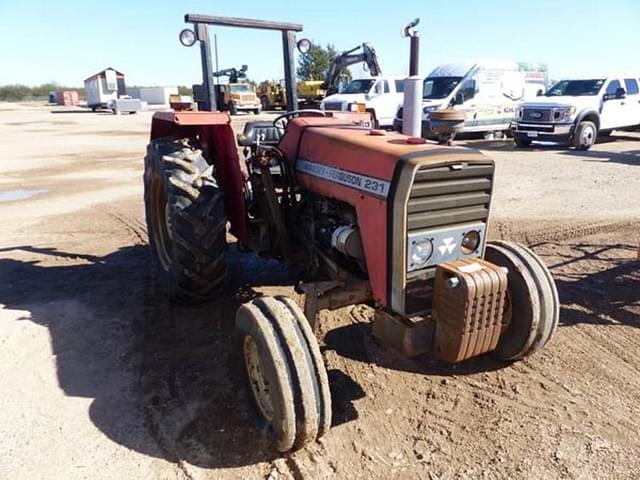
(279, 117, 487, 185)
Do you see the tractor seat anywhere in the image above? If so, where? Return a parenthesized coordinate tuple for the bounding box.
(237, 121, 283, 147)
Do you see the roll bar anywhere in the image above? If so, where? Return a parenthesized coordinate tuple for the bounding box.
(184, 13, 302, 112)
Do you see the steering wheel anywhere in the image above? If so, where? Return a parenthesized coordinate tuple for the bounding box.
(272, 109, 326, 129)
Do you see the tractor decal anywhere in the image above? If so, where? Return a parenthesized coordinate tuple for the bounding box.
(296, 158, 390, 198)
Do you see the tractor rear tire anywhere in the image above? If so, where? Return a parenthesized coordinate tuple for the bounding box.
(143, 137, 227, 302)
(236, 295, 332, 452)
(484, 241, 559, 361)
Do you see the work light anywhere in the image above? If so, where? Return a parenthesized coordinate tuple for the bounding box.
(297, 38, 311, 54)
(179, 29, 197, 47)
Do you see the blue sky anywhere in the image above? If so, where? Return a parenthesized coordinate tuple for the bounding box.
(1, 0, 639, 87)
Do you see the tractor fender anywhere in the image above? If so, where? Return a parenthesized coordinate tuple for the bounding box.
(149, 111, 248, 242)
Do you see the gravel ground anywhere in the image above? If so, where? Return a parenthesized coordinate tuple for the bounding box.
(1, 103, 639, 480)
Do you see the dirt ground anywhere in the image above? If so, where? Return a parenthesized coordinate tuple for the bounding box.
(1, 103, 639, 480)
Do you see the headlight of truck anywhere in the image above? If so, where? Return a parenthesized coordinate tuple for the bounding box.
(423, 105, 440, 114)
(552, 106, 576, 122)
(410, 239, 434, 267)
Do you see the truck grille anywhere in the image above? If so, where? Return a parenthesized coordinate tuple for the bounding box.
(407, 162, 494, 233)
(323, 102, 344, 111)
(522, 108, 551, 122)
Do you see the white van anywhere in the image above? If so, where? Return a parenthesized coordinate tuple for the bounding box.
(320, 76, 405, 128)
(393, 60, 545, 137)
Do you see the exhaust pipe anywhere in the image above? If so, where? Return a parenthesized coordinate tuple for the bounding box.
(401, 19, 422, 138)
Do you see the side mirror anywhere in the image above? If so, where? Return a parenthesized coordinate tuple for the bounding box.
(454, 92, 464, 105)
(615, 87, 626, 99)
(536, 89, 544, 97)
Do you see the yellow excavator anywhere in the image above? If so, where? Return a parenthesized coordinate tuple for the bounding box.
(257, 42, 381, 110)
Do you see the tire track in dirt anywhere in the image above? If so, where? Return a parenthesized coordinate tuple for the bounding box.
(105, 209, 148, 245)
(492, 219, 638, 245)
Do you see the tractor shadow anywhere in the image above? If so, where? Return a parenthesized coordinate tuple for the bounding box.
(323, 319, 510, 377)
(559, 147, 640, 166)
(0, 243, 360, 469)
(533, 242, 640, 328)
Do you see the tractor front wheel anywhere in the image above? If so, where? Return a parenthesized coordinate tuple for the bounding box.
(236, 296, 332, 452)
(143, 137, 227, 301)
(485, 241, 559, 361)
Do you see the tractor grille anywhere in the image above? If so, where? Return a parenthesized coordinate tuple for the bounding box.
(323, 102, 344, 111)
(522, 108, 552, 122)
(403, 161, 494, 315)
(407, 162, 494, 234)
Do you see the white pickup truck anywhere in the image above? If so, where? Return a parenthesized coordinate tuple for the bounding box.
(320, 76, 404, 128)
(513, 75, 640, 149)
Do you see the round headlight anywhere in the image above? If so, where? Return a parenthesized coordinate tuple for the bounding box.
(297, 38, 311, 54)
(411, 239, 433, 266)
(461, 230, 481, 254)
(179, 29, 197, 47)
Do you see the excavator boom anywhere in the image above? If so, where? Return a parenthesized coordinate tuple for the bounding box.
(324, 43, 382, 96)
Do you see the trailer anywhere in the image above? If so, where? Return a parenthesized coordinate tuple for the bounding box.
(137, 87, 179, 106)
(84, 68, 126, 111)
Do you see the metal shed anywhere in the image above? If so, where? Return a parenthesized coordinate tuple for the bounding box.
(84, 68, 126, 111)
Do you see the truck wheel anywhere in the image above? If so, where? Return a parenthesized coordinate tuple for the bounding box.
(260, 96, 269, 111)
(365, 109, 379, 129)
(236, 296, 332, 452)
(484, 241, 559, 361)
(228, 102, 238, 115)
(573, 120, 597, 150)
(143, 137, 227, 301)
(514, 135, 532, 148)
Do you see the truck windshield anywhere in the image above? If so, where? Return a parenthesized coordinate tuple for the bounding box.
(342, 79, 375, 94)
(230, 84, 252, 93)
(546, 79, 604, 96)
(423, 77, 463, 99)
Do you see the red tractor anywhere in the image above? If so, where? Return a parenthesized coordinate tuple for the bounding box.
(144, 14, 559, 452)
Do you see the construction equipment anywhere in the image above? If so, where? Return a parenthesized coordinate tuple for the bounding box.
(324, 43, 382, 96)
(256, 79, 287, 110)
(144, 13, 559, 453)
(210, 65, 261, 114)
(257, 79, 326, 111)
(297, 79, 326, 106)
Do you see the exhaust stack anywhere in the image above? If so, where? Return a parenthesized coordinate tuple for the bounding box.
(401, 18, 422, 138)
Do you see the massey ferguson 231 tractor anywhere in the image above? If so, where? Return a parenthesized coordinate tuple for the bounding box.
(143, 14, 559, 452)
